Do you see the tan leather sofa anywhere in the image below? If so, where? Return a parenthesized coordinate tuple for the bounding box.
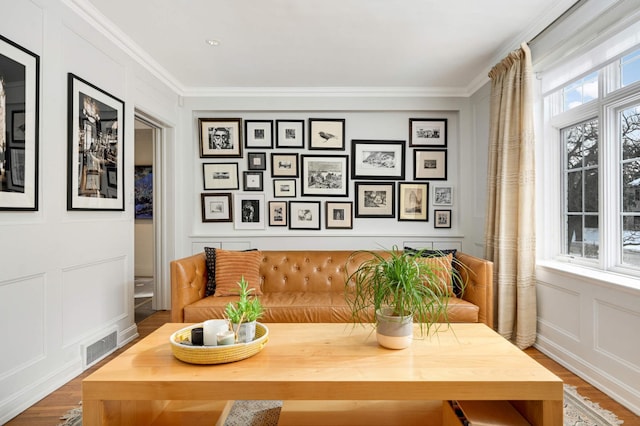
(171, 250, 494, 328)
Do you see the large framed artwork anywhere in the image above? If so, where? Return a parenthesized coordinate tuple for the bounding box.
(409, 118, 447, 147)
(397, 182, 428, 222)
(308, 118, 345, 150)
(351, 140, 405, 180)
(199, 117, 242, 158)
(67, 73, 124, 211)
(355, 181, 395, 218)
(134, 165, 153, 219)
(0, 35, 39, 210)
(413, 149, 447, 180)
(301, 155, 348, 197)
(234, 193, 265, 230)
(201, 192, 232, 223)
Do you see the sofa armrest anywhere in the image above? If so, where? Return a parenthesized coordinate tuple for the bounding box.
(456, 252, 494, 328)
(170, 252, 208, 322)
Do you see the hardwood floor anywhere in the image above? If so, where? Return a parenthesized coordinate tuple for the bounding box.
(5, 311, 639, 425)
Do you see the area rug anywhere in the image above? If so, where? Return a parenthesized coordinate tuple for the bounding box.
(59, 385, 624, 425)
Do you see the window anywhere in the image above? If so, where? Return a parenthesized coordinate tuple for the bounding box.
(546, 47, 640, 273)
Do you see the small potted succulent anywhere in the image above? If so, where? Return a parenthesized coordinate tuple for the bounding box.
(224, 276, 264, 343)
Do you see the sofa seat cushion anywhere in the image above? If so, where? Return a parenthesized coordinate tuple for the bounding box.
(184, 292, 353, 323)
(182, 292, 478, 324)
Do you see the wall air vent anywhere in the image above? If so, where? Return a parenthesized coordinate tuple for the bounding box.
(82, 328, 118, 369)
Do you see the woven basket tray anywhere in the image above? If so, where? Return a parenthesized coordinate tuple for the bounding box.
(170, 322, 269, 365)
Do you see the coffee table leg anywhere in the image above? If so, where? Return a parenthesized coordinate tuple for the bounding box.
(82, 400, 102, 426)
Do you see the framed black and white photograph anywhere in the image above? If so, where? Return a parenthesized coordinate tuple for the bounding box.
(199, 117, 242, 158)
(325, 201, 353, 229)
(409, 118, 447, 147)
(308, 118, 345, 150)
(351, 140, 405, 180)
(434, 209, 452, 228)
(273, 179, 296, 198)
(355, 182, 395, 218)
(0, 35, 39, 210)
(414, 149, 447, 180)
(134, 165, 153, 219)
(67, 73, 124, 211)
(397, 182, 428, 222)
(201, 192, 232, 222)
(247, 151, 267, 170)
(268, 201, 287, 227)
(271, 153, 298, 177)
(301, 155, 348, 197)
(289, 201, 321, 230)
(234, 193, 265, 230)
(243, 171, 263, 191)
(203, 162, 239, 190)
(433, 185, 453, 206)
(244, 120, 273, 148)
(276, 119, 304, 148)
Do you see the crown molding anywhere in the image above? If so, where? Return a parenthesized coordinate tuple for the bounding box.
(180, 86, 470, 98)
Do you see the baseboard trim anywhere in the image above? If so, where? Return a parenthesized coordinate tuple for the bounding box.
(535, 335, 640, 416)
(0, 360, 81, 425)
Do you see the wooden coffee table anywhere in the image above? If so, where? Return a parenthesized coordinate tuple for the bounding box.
(82, 323, 562, 425)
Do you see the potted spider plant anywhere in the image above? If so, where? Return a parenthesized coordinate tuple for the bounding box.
(345, 246, 465, 349)
(224, 276, 264, 343)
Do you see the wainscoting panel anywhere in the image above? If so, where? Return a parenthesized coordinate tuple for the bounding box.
(594, 299, 640, 371)
(0, 274, 45, 378)
(61, 256, 127, 347)
(536, 279, 581, 341)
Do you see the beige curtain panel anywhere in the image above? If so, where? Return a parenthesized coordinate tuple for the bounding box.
(484, 43, 537, 349)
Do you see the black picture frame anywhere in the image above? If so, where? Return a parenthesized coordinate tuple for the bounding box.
(0, 35, 39, 211)
(243, 171, 264, 191)
(270, 153, 299, 177)
(397, 182, 428, 222)
(325, 201, 353, 229)
(247, 152, 267, 170)
(273, 179, 296, 198)
(201, 192, 232, 223)
(268, 201, 288, 227)
(308, 118, 345, 150)
(355, 181, 395, 218)
(409, 118, 447, 147)
(301, 154, 349, 197)
(289, 201, 321, 230)
(413, 149, 448, 180)
(434, 209, 452, 228)
(199, 117, 242, 158)
(244, 120, 273, 149)
(67, 73, 124, 211)
(351, 139, 405, 180)
(276, 119, 305, 148)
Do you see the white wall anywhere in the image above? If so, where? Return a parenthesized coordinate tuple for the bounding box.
(0, 1, 178, 423)
(176, 95, 485, 258)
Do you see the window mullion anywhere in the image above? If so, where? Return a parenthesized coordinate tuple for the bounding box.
(601, 103, 617, 270)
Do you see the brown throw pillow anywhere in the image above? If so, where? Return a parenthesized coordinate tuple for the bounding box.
(213, 249, 263, 296)
(416, 253, 454, 295)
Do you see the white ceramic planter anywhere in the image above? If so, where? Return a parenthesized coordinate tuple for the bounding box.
(375, 307, 413, 349)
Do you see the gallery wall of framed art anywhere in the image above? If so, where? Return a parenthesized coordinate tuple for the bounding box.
(196, 112, 457, 233)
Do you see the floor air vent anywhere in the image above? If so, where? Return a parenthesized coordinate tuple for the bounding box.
(83, 329, 118, 369)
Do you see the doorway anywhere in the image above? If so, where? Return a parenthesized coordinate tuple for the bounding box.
(134, 117, 158, 323)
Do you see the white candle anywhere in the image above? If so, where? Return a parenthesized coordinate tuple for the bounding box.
(203, 319, 227, 346)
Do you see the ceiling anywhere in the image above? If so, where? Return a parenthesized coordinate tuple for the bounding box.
(78, 0, 576, 96)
